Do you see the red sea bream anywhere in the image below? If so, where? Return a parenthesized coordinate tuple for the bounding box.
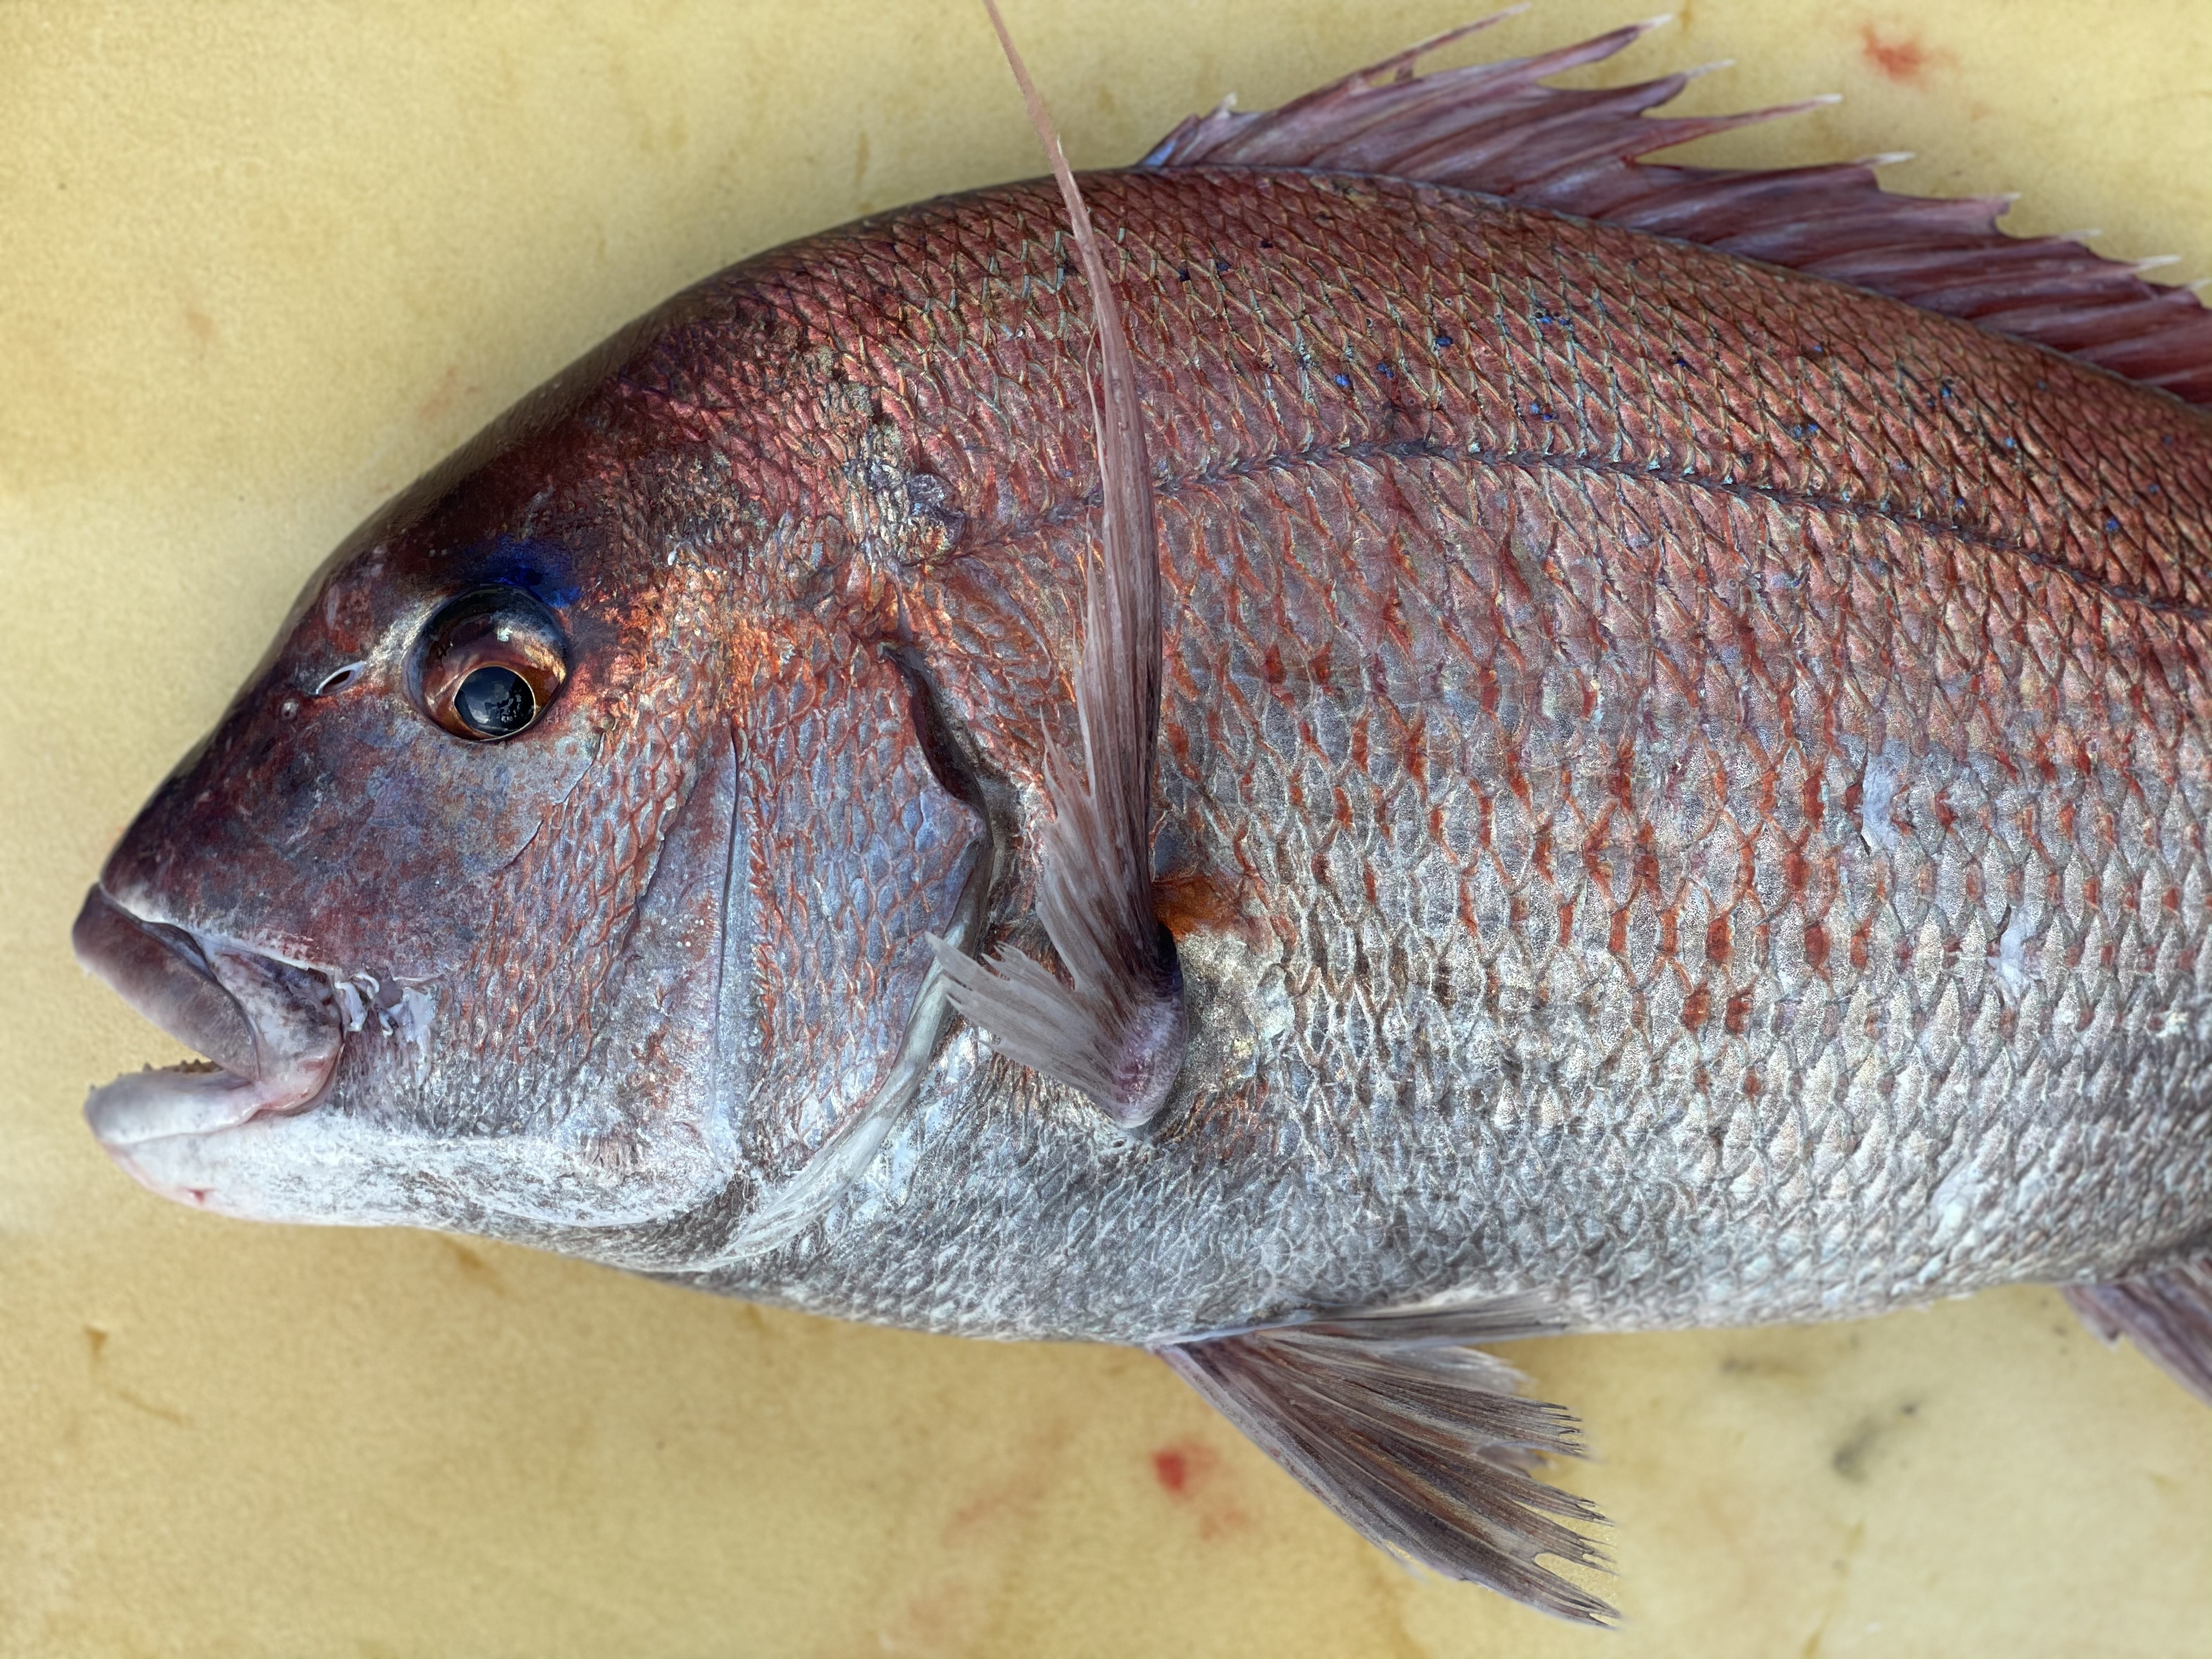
(70, 17, 2212, 1618)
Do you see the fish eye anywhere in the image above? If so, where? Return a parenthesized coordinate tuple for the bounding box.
(411, 587, 567, 742)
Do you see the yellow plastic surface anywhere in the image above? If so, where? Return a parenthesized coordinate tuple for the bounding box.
(4, 2, 2211, 1653)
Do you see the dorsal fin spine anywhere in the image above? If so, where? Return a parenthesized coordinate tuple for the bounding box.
(1142, 18, 2212, 405)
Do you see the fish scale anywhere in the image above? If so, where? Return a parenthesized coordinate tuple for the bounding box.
(460, 558, 732, 1113)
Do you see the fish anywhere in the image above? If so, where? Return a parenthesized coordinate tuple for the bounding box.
(67, 10, 2212, 1621)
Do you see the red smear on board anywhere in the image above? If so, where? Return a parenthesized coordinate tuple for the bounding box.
(1150, 1439, 1250, 1537)
(1860, 25, 1939, 84)
(1152, 1438, 1221, 1496)
(1152, 1445, 1197, 1494)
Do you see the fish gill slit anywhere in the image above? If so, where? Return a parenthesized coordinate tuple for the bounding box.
(882, 642, 1023, 958)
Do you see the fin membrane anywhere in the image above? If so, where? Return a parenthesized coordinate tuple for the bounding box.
(1157, 1301, 1613, 1624)
(2064, 1251, 2212, 1407)
(935, 2, 1187, 1131)
(1143, 13, 2212, 404)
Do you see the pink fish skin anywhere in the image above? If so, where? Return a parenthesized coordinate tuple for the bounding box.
(70, 19, 2212, 1618)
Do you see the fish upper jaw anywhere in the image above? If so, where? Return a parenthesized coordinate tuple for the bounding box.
(73, 887, 343, 1188)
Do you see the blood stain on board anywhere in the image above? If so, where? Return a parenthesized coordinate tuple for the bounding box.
(1150, 1438, 1250, 1538)
(885, 1581, 977, 1652)
(1859, 24, 1948, 85)
(415, 363, 480, 427)
(1152, 1442, 1208, 1494)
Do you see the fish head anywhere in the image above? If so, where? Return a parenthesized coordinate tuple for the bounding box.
(74, 366, 988, 1265)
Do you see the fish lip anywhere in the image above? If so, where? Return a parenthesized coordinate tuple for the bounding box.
(73, 887, 344, 1152)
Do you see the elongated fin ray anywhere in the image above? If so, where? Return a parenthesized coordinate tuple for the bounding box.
(934, 2, 1186, 1131)
(2064, 1251, 2212, 1407)
(1157, 1301, 1613, 1624)
(1144, 15, 2212, 404)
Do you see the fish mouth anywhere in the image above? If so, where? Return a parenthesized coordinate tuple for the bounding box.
(73, 887, 343, 1155)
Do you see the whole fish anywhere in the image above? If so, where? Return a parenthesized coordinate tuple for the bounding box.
(69, 14, 2212, 1620)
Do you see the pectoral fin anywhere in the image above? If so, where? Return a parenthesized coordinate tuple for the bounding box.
(1155, 1300, 1613, 1624)
(2064, 1251, 2212, 1407)
(933, 2, 1187, 1132)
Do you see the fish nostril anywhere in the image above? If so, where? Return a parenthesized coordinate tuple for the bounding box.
(311, 662, 367, 697)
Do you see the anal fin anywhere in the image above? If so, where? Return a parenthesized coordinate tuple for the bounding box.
(2063, 1251, 2212, 1407)
(1156, 1300, 1614, 1624)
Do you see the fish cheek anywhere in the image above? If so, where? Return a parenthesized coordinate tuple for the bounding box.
(443, 727, 752, 1229)
(727, 636, 985, 1182)
(276, 680, 751, 1233)
(339, 624, 986, 1240)
(123, 734, 740, 1236)
(324, 723, 599, 965)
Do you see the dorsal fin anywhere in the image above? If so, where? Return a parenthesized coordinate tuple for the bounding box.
(1143, 14, 2212, 405)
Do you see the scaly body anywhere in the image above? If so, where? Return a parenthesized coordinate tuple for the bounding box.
(661, 167, 2212, 1340)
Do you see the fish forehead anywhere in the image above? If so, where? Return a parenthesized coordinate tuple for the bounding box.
(657, 166, 2212, 1339)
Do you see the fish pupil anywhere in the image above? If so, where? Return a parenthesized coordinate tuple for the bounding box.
(454, 665, 535, 737)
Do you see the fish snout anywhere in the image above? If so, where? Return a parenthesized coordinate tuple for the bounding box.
(74, 887, 343, 1153)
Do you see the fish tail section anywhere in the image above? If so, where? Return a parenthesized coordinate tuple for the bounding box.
(939, 2, 1187, 1132)
(1155, 1305, 1614, 1624)
(2064, 1251, 2212, 1407)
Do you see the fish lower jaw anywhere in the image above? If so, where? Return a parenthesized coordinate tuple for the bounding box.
(83, 1036, 342, 1214)
(83, 1047, 338, 1151)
